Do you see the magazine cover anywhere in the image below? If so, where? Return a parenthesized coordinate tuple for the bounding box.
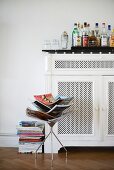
(34, 93, 64, 106)
(34, 93, 55, 105)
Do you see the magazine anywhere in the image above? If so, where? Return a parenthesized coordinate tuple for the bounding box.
(47, 104, 70, 116)
(34, 93, 66, 106)
(26, 107, 55, 121)
(16, 126, 43, 132)
(34, 93, 55, 106)
(55, 95, 74, 105)
(34, 93, 73, 107)
(19, 121, 38, 127)
(33, 100, 51, 112)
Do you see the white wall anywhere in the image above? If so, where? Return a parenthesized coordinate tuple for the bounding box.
(0, 0, 114, 146)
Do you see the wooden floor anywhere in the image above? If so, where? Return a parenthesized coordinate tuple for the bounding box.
(0, 147, 114, 170)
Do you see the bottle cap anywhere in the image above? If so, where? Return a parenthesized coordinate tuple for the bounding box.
(74, 23, 77, 26)
(84, 22, 87, 26)
(95, 23, 98, 27)
(102, 23, 105, 26)
(108, 25, 111, 30)
(63, 31, 68, 36)
(88, 24, 90, 27)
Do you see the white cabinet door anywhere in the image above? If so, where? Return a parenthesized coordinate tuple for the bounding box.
(52, 76, 100, 141)
(103, 76, 114, 142)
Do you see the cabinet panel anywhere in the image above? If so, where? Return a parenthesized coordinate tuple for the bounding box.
(50, 54, 114, 76)
(58, 81, 93, 135)
(52, 76, 99, 140)
(103, 76, 114, 138)
(108, 81, 114, 135)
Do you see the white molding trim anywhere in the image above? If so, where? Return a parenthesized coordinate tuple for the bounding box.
(0, 133, 17, 136)
(0, 133, 18, 147)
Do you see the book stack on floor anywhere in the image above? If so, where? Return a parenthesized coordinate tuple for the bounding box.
(17, 121, 44, 153)
(26, 93, 73, 121)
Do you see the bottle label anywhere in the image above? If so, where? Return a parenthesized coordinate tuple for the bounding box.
(110, 36, 114, 47)
(97, 37, 101, 46)
(76, 36, 82, 46)
(72, 36, 76, 46)
(83, 35, 88, 47)
(72, 35, 82, 46)
(101, 35, 107, 46)
(88, 40, 97, 47)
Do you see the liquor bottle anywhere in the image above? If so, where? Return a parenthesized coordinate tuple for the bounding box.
(82, 22, 89, 47)
(87, 24, 91, 37)
(94, 23, 101, 46)
(81, 24, 83, 33)
(61, 31, 68, 49)
(77, 23, 82, 46)
(101, 23, 108, 47)
(72, 23, 82, 47)
(72, 23, 78, 47)
(88, 30, 98, 47)
(107, 25, 111, 46)
(94, 23, 99, 36)
(110, 29, 114, 47)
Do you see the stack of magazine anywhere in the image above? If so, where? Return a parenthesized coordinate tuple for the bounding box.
(17, 121, 44, 153)
(26, 93, 73, 121)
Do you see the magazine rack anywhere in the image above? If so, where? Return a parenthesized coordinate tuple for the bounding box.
(26, 107, 73, 166)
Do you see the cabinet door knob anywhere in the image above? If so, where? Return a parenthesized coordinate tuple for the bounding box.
(95, 107, 99, 111)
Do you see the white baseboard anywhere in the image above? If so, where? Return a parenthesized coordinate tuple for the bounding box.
(0, 133, 18, 147)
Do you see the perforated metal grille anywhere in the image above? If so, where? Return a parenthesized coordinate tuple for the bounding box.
(55, 60, 114, 69)
(58, 81, 93, 135)
(108, 82, 114, 135)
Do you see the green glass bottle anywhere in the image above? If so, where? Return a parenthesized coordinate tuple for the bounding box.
(72, 23, 78, 47)
(72, 23, 82, 47)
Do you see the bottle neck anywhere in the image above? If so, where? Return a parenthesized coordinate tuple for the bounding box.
(74, 24, 77, 30)
(91, 30, 95, 37)
(102, 24, 106, 34)
(95, 25, 99, 36)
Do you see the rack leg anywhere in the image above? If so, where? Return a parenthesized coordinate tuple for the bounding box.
(52, 130, 67, 161)
(51, 127, 53, 167)
(35, 131, 51, 159)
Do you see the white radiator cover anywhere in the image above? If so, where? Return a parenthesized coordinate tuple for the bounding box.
(44, 53, 114, 153)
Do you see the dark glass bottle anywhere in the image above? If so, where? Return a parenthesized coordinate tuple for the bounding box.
(88, 30, 98, 47)
(82, 22, 89, 47)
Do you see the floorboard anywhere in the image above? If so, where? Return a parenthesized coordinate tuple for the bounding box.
(0, 147, 114, 170)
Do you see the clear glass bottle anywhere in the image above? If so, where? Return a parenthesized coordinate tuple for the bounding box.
(82, 22, 89, 47)
(94, 23, 101, 46)
(101, 23, 108, 47)
(81, 24, 83, 33)
(110, 29, 114, 47)
(88, 30, 98, 47)
(61, 31, 68, 49)
(51, 39, 60, 50)
(87, 23, 91, 37)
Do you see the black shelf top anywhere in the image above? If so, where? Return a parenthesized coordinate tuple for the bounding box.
(42, 47, 114, 54)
